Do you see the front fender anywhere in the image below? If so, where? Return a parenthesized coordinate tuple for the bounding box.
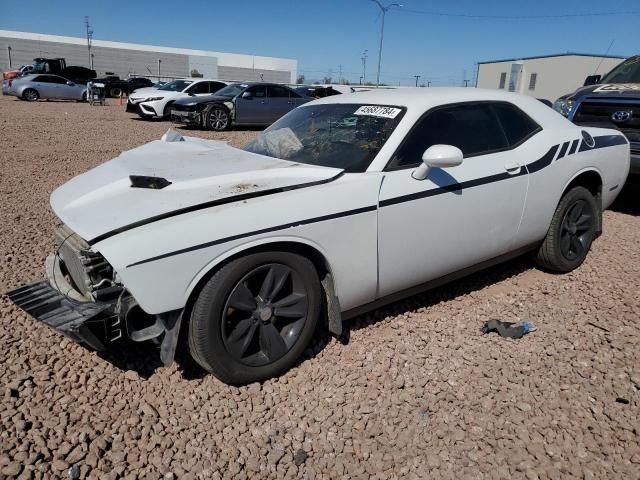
(182, 235, 336, 305)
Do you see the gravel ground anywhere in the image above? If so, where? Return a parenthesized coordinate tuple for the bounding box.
(0, 94, 639, 480)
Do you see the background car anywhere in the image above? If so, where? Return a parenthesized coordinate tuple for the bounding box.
(171, 82, 310, 131)
(3, 74, 87, 101)
(126, 78, 228, 119)
(294, 85, 343, 99)
(94, 76, 154, 98)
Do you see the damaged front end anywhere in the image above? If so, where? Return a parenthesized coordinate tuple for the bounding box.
(6, 224, 182, 363)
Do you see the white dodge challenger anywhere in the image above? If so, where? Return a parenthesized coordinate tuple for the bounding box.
(8, 88, 630, 384)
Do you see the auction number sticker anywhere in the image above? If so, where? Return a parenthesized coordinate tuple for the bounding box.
(354, 105, 402, 119)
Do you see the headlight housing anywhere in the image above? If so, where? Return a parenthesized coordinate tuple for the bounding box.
(144, 96, 164, 102)
(552, 97, 575, 117)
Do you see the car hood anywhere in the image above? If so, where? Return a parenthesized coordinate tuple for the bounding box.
(129, 86, 161, 97)
(564, 82, 640, 100)
(50, 131, 343, 242)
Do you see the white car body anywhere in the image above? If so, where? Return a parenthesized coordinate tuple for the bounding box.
(126, 78, 228, 119)
(9, 88, 630, 377)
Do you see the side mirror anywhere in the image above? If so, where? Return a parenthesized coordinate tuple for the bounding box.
(412, 144, 463, 180)
(583, 75, 601, 86)
(66, 81, 75, 86)
(241, 91, 253, 99)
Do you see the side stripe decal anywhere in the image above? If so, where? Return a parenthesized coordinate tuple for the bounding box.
(568, 139, 580, 155)
(556, 141, 570, 160)
(127, 206, 377, 268)
(126, 135, 626, 268)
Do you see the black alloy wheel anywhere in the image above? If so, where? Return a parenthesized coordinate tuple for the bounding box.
(559, 199, 594, 262)
(222, 263, 308, 366)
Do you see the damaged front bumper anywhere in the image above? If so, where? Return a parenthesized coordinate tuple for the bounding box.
(6, 253, 182, 364)
(171, 109, 202, 126)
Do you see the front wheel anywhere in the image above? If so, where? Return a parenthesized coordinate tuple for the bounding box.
(22, 88, 39, 101)
(110, 87, 122, 98)
(204, 105, 231, 131)
(535, 186, 599, 272)
(188, 251, 322, 384)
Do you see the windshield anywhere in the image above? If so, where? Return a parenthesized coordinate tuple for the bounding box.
(158, 80, 194, 92)
(243, 103, 405, 173)
(601, 56, 640, 84)
(214, 83, 247, 97)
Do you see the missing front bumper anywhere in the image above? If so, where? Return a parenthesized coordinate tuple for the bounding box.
(6, 281, 120, 351)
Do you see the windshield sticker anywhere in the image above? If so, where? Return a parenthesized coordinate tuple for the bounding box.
(354, 106, 401, 119)
(594, 83, 640, 92)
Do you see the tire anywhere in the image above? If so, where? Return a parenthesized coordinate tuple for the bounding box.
(204, 104, 231, 131)
(188, 251, 322, 384)
(535, 186, 599, 272)
(162, 101, 174, 119)
(110, 87, 122, 98)
(22, 88, 39, 101)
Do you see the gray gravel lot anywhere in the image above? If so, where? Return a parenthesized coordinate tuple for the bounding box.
(0, 95, 639, 479)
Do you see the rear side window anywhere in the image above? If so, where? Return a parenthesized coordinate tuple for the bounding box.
(490, 103, 541, 147)
(393, 103, 509, 167)
(186, 82, 209, 94)
(268, 85, 290, 98)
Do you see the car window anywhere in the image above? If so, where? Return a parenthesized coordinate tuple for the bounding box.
(268, 85, 290, 98)
(244, 103, 405, 173)
(210, 82, 227, 93)
(34, 75, 54, 83)
(393, 103, 509, 168)
(186, 82, 210, 94)
(50, 76, 68, 84)
(246, 85, 267, 98)
(490, 103, 541, 146)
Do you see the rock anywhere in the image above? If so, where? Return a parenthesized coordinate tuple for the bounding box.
(293, 449, 308, 466)
(1, 463, 23, 476)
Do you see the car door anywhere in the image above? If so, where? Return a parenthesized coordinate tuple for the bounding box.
(54, 77, 78, 99)
(377, 101, 533, 298)
(266, 85, 296, 123)
(33, 75, 57, 98)
(234, 85, 268, 124)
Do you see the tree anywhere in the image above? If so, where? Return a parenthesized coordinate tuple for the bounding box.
(190, 69, 203, 78)
(322, 76, 333, 85)
(296, 74, 305, 84)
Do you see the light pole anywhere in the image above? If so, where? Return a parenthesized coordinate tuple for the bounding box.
(361, 49, 368, 84)
(157, 59, 162, 81)
(369, 0, 402, 86)
(7, 46, 12, 69)
(414, 75, 420, 87)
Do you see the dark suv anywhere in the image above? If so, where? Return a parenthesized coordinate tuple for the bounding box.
(553, 56, 640, 173)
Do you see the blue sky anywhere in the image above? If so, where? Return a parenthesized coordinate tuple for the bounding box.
(1, 0, 639, 85)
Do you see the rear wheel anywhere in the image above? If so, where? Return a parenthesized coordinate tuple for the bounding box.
(110, 87, 122, 98)
(22, 88, 39, 101)
(535, 186, 598, 272)
(188, 251, 321, 384)
(205, 105, 231, 131)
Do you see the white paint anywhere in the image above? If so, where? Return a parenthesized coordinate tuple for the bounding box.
(48, 88, 629, 316)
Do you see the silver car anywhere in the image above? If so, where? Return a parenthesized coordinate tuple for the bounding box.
(3, 74, 87, 101)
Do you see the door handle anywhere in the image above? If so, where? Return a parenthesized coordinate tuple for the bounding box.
(504, 162, 522, 174)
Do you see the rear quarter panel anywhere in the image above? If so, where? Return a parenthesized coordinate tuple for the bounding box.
(515, 125, 629, 246)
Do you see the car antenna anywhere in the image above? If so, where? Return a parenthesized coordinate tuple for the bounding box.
(593, 39, 615, 75)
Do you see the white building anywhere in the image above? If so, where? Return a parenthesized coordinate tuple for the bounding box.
(0, 30, 297, 83)
(476, 53, 625, 102)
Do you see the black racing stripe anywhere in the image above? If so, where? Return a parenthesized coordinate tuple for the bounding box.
(522, 145, 558, 174)
(594, 134, 628, 148)
(579, 134, 627, 152)
(568, 139, 580, 155)
(556, 141, 570, 160)
(127, 205, 377, 268)
(89, 172, 344, 245)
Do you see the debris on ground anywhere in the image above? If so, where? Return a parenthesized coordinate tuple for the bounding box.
(481, 319, 537, 339)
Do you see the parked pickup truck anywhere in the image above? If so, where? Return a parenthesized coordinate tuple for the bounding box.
(553, 55, 640, 173)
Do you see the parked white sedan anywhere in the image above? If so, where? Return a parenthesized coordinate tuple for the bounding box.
(8, 88, 630, 384)
(126, 78, 228, 119)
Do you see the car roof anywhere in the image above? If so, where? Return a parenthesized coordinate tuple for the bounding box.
(309, 87, 571, 128)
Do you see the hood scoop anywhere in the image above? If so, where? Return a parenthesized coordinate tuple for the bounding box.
(130, 175, 172, 189)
